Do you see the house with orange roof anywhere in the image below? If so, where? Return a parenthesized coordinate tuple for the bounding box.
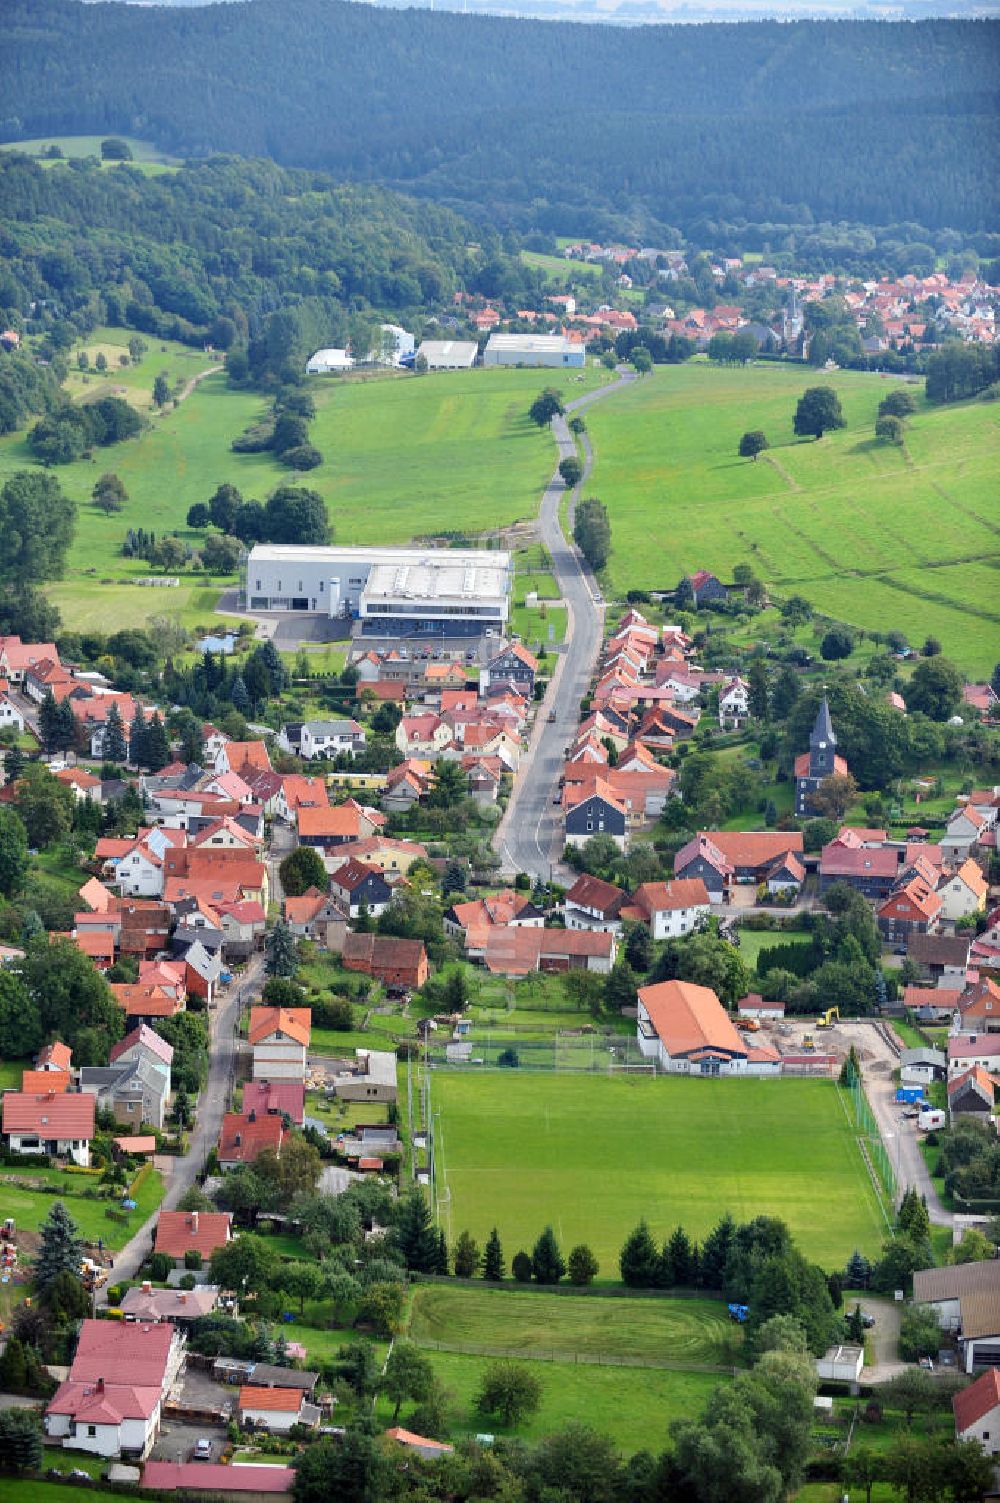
(275, 774, 329, 825)
(45, 1318, 183, 1457)
(483, 642, 538, 697)
(71, 929, 116, 969)
(877, 876, 942, 943)
(482, 926, 616, 978)
(948, 1065, 996, 1120)
(564, 780, 628, 852)
(110, 984, 185, 1027)
(237, 1384, 314, 1432)
(625, 879, 711, 940)
(0, 635, 60, 686)
(637, 979, 766, 1076)
(329, 834, 428, 876)
(943, 803, 989, 864)
(248, 1007, 311, 1080)
(154, 1209, 232, 1266)
(394, 713, 453, 759)
(3, 1088, 95, 1165)
(284, 888, 330, 937)
(444, 890, 544, 955)
(218, 1112, 284, 1170)
(37, 1040, 73, 1072)
(384, 1427, 454, 1459)
(214, 740, 273, 779)
(297, 802, 380, 851)
(939, 858, 989, 922)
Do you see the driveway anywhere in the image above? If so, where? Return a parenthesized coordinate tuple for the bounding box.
(857, 1295, 904, 1384)
(495, 371, 635, 880)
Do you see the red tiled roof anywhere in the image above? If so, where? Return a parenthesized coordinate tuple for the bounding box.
(948, 1066, 995, 1099)
(631, 879, 710, 914)
(242, 1080, 305, 1126)
(238, 1385, 305, 1412)
(37, 1041, 72, 1071)
(154, 1210, 232, 1260)
(564, 873, 626, 916)
(248, 1006, 311, 1048)
(20, 1070, 71, 1094)
(219, 1112, 284, 1163)
(2, 1090, 95, 1138)
(954, 1365, 1000, 1434)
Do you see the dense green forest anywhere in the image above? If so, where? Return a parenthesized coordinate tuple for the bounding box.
(0, 153, 535, 399)
(3, 1, 997, 243)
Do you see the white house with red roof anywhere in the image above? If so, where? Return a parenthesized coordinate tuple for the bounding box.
(954, 1365, 1000, 1454)
(2, 1089, 95, 1165)
(46, 1318, 184, 1458)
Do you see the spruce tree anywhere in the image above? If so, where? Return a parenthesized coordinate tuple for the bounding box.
(662, 1226, 694, 1287)
(619, 1219, 660, 1287)
(0, 1336, 27, 1393)
(0, 1408, 44, 1472)
(129, 705, 147, 767)
(103, 700, 127, 764)
(36, 1201, 84, 1292)
(698, 1211, 735, 1290)
(434, 1228, 450, 1276)
(483, 1227, 504, 1282)
(4, 742, 24, 785)
(394, 1188, 437, 1273)
(143, 712, 171, 772)
(38, 690, 62, 752)
(231, 674, 250, 714)
(531, 1225, 565, 1285)
(265, 918, 298, 978)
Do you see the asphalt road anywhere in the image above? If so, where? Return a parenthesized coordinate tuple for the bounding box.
(95, 957, 257, 1298)
(496, 371, 635, 880)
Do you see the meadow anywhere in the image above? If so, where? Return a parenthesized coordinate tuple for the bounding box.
(0, 134, 179, 175)
(391, 1349, 720, 1453)
(0, 349, 606, 633)
(431, 1073, 884, 1270)
(583, 360, 1000, 676)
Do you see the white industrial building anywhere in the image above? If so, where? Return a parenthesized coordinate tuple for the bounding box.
(483, 333, 585, 368)
(306, 347, 354, 373)
(375, 324, 416, 366)
(243, 544, 511, 641)
(416, 339, 478, 370)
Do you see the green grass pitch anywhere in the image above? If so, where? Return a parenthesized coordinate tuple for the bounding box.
(583, 360, 1000, 676)
(430, 1073, 885, 1271)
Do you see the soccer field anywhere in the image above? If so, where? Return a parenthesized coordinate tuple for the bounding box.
(431, 1073, 885, 1271)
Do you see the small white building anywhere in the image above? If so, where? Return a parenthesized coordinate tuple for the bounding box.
(718, 676, 750, 730)
(737, 994, 786, 1021)
(306, 347, 354, 374)
(815, 1345, 863, 1385)
(0, 695, 25, 733)
(416, 339, 478, 370)
(899, 1046, 946, 1086)
(373, 323, 415, 367)
(238, 1384, 314, 1433)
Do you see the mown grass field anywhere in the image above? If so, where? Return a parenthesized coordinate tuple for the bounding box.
(432, 1074, 884, 1270)
(583, 360, 1000, 675)
(408, 1283, 733, 1365)
(0, 351, 605, 633)
(399, 1349, 719, 1453)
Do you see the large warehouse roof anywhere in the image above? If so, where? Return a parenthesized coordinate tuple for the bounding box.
(247, 544, 509, 569)
(485, 333, 575, 354)
(365, 556, 508, 606)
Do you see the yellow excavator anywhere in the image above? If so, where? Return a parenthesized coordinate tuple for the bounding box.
(816, 1007, 840, 1030)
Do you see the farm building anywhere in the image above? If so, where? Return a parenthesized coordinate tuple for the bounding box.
(913, 1261, 1000, 1371)
(899, 1047, 946, 1086)
(737, 994, 785, 1021)
(341, 932, 429, 991)
(483, 333, 585, 367)
(416, 339, 478, 369)
(482, 926, 616, 977)
(242, 544, 510, 643)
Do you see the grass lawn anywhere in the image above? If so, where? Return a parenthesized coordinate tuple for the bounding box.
(408, 1284, 735, 1367)
(392, 1349, 720, 1454)
(736, 927, 811, 969)
(41, 1447, 106, 1479)
(520, 251, 602, 286)
(431, 1074, 884, 1269)
(584, 360, 1000, 675)
(0, 1057, 28, 1090)
(12, 1488, 125, 1503)
(0, 1163, 164, 1251)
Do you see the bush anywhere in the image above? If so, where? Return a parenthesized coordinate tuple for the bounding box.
(149, 1252, 173, 1281)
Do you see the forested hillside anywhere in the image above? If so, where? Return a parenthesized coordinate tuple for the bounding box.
(0, 153, 529, 398)
(3, 1, 997, 242)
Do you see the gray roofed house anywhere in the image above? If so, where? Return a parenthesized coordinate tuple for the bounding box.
(899, 1046, 947, 1085)
(245, 1364, 320, 1394)
(908, 931, 972, 984)
(78, 1055, 170, 1130)
(120, 1284, 221, 1322)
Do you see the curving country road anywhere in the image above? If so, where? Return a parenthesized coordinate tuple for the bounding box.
(495, 371, 635, 880)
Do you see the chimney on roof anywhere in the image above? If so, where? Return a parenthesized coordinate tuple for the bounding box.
(142, 1280, 152, 1294)
(96, 1377, 104, 1393)
(234, 1133, 242, 1147)
(189, 1211, 199, 1233)
(248, 1109, 256, 1123)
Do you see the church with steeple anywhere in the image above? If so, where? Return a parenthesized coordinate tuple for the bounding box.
(795, 697, 849, 815)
